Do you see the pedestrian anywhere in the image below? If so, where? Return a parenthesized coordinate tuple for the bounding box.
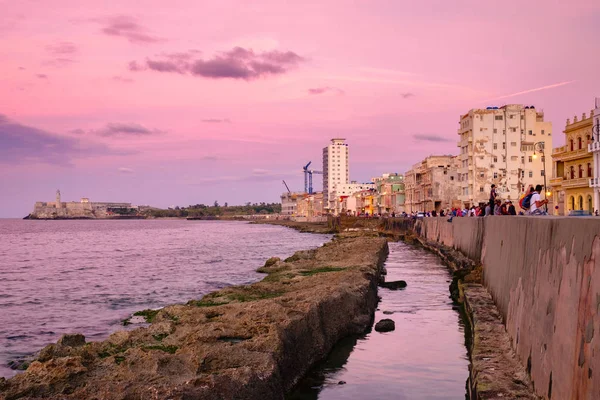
(508, 201, 516, 215)
(489, 184, 497, 215)
(529, 184, 549, 215)
(494, 199, 502, 215)
(485, 203, 491, 216)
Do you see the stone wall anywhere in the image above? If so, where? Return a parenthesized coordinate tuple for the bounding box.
(420, 216, 600, 400)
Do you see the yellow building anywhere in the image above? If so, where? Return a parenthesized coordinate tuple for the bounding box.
(550, 110, 595, 215)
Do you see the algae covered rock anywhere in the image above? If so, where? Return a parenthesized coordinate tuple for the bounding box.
(58, 334, 86, 348)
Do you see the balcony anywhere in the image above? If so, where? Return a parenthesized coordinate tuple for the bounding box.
(589, 141, 600, 153)
(549, 177, 564, 186)
(591, 177, 600, 188)
(561, 177, 590, 189)
(553, 147, 593, 161)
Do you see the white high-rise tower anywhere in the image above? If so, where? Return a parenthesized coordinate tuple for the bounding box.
(322, 138, 349, 211)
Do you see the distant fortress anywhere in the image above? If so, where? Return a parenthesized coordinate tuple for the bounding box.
(28, 190, 141, 219)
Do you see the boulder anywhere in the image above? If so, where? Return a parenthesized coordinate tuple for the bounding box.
(58, 334, 86, 348)
(374, 319, 395, 332)
(379, 280, 407, 290)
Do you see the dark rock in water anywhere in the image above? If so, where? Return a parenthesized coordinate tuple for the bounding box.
(382, 310, 394, 315)
(374, 319, 395, 332)
(58, 333, 86, 347)
(338, 381, 346, 385)
(379, 280, 407, 290)
(381, 267, 387, 276)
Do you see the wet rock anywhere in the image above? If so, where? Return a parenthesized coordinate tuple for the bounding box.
(379, 280, 407, 290)
(381, 267, 387, 276)
(338, 381, 346, 385)
(58, 334, 86, 348)
(382, 311, 394, 315)
(264, 257, 280, 268)
(374, 319, 395, 332)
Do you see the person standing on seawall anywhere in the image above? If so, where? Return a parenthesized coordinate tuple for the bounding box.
(508, 201, 516, 215)
(489, 184, 497, 215)
(528, 184, 549, 215)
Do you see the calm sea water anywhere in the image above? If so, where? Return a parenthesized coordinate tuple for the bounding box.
(0, 219, 330, 378)
(288, 241, 469, 400)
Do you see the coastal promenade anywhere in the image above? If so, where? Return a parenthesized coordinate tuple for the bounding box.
(0, 231, 388, 399)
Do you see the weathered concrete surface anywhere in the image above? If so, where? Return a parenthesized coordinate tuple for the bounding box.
(0, 235, 388, 400)
(415, 216, 600, 400)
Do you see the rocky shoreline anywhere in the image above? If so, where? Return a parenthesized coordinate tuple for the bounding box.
(0, 233, 388, 399)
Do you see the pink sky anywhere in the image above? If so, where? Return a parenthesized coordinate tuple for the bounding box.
(1, 0, 599, 217)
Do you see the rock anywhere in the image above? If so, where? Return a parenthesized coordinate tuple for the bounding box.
(338, 381, 346, 385)
(381, 267, 388, 276)
(58, 333, 86, 348)
(379, 280, 407, 290)
(264, 257, 280, 268)
(382, 311, 394, 315)
(374, 319, 395, 332)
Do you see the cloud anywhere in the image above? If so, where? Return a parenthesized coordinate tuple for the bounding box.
(308, 86, 345, 95)
(0, 114, 125, 166)
(201, 118, 230, 123)
(99, 16, 161, 44)
(252, 168, 270, 176)
(131, 47, 304, 80)
(93, 122, 165, 137)
(36, 74, 48, 79)
(482, 80, 576, 102)
(413, 134, 452, 142)
(68, 128, 85, 135)
(400, 92, 415, 98)
(46, 42, 77, 55)
(112, 75, 134, 83)
(118, 167, 134, 174)
(18, 66, 26, 70)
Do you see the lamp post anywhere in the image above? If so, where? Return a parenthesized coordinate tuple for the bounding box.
(532, 142, 548, 212)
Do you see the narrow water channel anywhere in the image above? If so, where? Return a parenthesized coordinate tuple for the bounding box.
(288, 241, 469, 400)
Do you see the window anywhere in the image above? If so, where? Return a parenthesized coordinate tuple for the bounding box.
(511, 142, 517, 147)
(579, 164, 583, 178)
(570, 139, 574, 151)
(494, 157, 498, 162)
(493, 143, 498, 150)
(521, 156, 525, 164)
(503, 129, 506, 135)
(520, 115, 524, 120)
(521, 171, 525, 178)
(509, 114, 514, 119)
(588, 163, 592, 177)
(511, 127, 517, 132)
(493, 128, 497, 133)
(541, 156, 545, 162)
(528, 156, 532, 162)
(541, 170, 545, 176)
(529, 171, 533, 178)
(578, 137, 583, 149)
(570, 166, 575, 179)
(480, 172, 484, 178)
(495, 115, 503, 120)
(480, 187, 484, 192)
(541, 130, 545, 135)
(493, 172, 498, 179)
(528, 130, 533, 135)
(502, 142, 506, 149)
(502, 155, 506, 162)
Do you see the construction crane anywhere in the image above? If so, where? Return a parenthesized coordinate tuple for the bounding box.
(282, 180, 291, 194)
(302, 161, 322, 194)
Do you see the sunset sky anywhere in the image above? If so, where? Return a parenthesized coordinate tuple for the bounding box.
(1, 0, 599, 217)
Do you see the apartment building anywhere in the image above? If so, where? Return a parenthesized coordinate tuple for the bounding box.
(591, 98, 600, 212)
(372, 173, 405, 214)
(404, 155, 459, 212)
(457, 104, 552, 207)
(322, 138, 349, 213)
(550, 108, 595, 215)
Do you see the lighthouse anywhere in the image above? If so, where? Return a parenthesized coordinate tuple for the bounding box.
(56, 189, 62, 208)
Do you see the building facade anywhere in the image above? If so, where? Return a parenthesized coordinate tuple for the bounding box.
(322, 138, 349, 212)
(591, 98, 600, 212)
(372, 173, 405, 214)
(550, 109, 595, 215)
(280, 192, 302, 216)
(404, 155, 459, 212)
(330, 182, 375, 214)
(457, 105, 553, 207)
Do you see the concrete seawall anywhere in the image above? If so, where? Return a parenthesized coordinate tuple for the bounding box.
(417, 216, 600, 399)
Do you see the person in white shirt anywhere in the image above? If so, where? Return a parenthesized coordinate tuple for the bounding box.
(529, 184, 549, 215)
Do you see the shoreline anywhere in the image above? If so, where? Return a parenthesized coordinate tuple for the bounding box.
(0, 230, 388, 399)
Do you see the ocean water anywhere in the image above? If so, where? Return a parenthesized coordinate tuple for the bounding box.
(0, 219, 330, 378)
(288, 241, 469, 400)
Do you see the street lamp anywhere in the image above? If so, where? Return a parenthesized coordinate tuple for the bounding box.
(532, 141, 548, 211)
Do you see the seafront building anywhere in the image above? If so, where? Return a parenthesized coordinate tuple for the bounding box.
(404, 155, 459, 213)
(550, 107, 596, 215)
(31, 190, 136, 218)
(322, 138, 350, 212)
(329, 182, 375, 214)
(456, 105, 552, 208)
(591, 98, 600, 212)
(372, 173, 405, 214)
(280, 192, 302, 216)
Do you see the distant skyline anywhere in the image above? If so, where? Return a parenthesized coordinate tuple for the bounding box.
(1, 0, 600, 217)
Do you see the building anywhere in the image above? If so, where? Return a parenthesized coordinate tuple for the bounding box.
(456, 105, 552, 208)
(280, 192, 302, 216)
(591, 98, 600, 212)
(295, 191, 325, 221)
(404, 155, 459, 213)
(372, 173, 405, 214)
(330, 182, 375, 214)
(344, 189, 376, 216)
(550, 108, 595, 215)
(31, 190, 135, 218)
(322, 138, 349, 213)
